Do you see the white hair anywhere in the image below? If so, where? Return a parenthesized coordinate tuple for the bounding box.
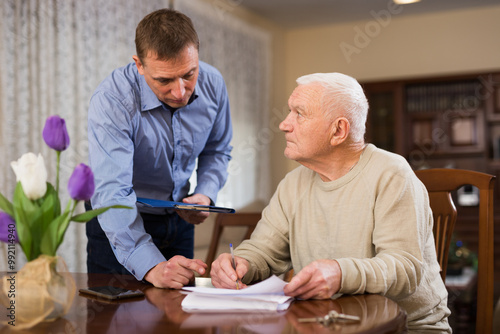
(296, 73, 368, 143)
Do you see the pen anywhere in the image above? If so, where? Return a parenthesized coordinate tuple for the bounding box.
(229, 243, 240, 290)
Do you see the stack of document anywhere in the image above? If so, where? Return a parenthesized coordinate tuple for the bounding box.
(181, 275, 293, 312)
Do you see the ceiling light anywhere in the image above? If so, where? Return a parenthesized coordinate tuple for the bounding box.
(393, 0, 421, 4)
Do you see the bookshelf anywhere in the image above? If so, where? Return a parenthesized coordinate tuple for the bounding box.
(362, 72, 500, 170)
(406, 79, 485, 156)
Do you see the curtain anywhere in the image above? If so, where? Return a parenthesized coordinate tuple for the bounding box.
(175, 0, 272, 210)
(0, 0, 169, 272)
(0, 0, 272, 272)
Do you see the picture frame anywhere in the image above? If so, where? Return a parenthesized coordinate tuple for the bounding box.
(450, 117, 476, 146)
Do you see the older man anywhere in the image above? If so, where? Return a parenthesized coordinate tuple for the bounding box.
(211, 73, 451, 332)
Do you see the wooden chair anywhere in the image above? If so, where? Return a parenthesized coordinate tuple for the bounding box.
(203, 212, 261, 277)
(415, 168, 495, 334)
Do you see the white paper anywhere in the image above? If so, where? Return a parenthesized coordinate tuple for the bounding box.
(183, 275, 288, 295)
(181, 275, 293, 312)
(181, 293, 293, 312)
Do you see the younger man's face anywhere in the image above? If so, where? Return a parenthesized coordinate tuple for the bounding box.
(134, 44, 199, 109)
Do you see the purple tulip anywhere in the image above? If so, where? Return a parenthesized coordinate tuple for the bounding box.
(42, 115, 70, 151)
(0, 212, 18, 244)
(68, 163, 95, 201)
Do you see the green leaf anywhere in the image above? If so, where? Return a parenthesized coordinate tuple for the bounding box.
(0, 192, 14, 216)
(12, 183, 42, 260)
(12, 215, 33, 260)
(40, 213, 69, 256)
(38, 183, 63, 243)
(55, 210, 74, 250)
(41, 183, 61, 216)
(70, 205, 132, 223)
(13, 183, 40, 226)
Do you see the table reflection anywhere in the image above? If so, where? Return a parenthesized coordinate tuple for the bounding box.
(0, 273, 407, 334)
(285, 294, 407, 334)
(82, 283, 406, 334)
(80, 280, 405, 333)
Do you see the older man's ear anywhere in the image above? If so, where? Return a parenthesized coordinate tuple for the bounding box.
(329, 117, 350, 146)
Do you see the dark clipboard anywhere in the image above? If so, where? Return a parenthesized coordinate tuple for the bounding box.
(136, 197, 235, 213)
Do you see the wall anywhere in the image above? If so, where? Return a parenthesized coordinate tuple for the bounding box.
(196, 2, 500, 189)
(285, 4, 500, 86)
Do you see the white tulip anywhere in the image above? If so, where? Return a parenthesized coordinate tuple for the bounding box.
(10, 153, 48, 200)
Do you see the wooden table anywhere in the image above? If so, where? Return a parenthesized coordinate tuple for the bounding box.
(1, 273, 407, 333)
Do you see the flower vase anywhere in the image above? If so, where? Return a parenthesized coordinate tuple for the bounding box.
(0, 255, 76, 330)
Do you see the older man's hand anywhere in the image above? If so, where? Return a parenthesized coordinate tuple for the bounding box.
(210, 253, 249, 289)
(284, 259, 342, 299)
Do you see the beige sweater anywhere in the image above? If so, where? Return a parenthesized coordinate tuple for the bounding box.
(235, 144, 451, 332)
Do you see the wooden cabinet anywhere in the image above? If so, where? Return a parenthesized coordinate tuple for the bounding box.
(362, 72, 500, 171)
(406, 79, 486, 156)
(364, 81, 404, 155)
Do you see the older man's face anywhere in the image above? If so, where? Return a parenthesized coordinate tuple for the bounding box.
(279, 83, 334, 164)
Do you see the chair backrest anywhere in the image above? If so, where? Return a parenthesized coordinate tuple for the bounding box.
(415, 168, 495, 334)
(204, 212, 261, 277)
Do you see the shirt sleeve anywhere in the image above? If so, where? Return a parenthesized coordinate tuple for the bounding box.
(234, 181, 293, 284)
(88, 91, 165, 280)
(194, 77, 233, 203)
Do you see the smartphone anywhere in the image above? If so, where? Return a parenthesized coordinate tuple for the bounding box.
(79, 286, 145, 300)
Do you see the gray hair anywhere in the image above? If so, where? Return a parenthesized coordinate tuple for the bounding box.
(296, 73, 368, 143)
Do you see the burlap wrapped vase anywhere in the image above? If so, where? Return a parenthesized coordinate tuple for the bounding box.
(0, 255, 76, 330)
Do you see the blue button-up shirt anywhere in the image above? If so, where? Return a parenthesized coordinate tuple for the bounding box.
(88, 61, 232, 279)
